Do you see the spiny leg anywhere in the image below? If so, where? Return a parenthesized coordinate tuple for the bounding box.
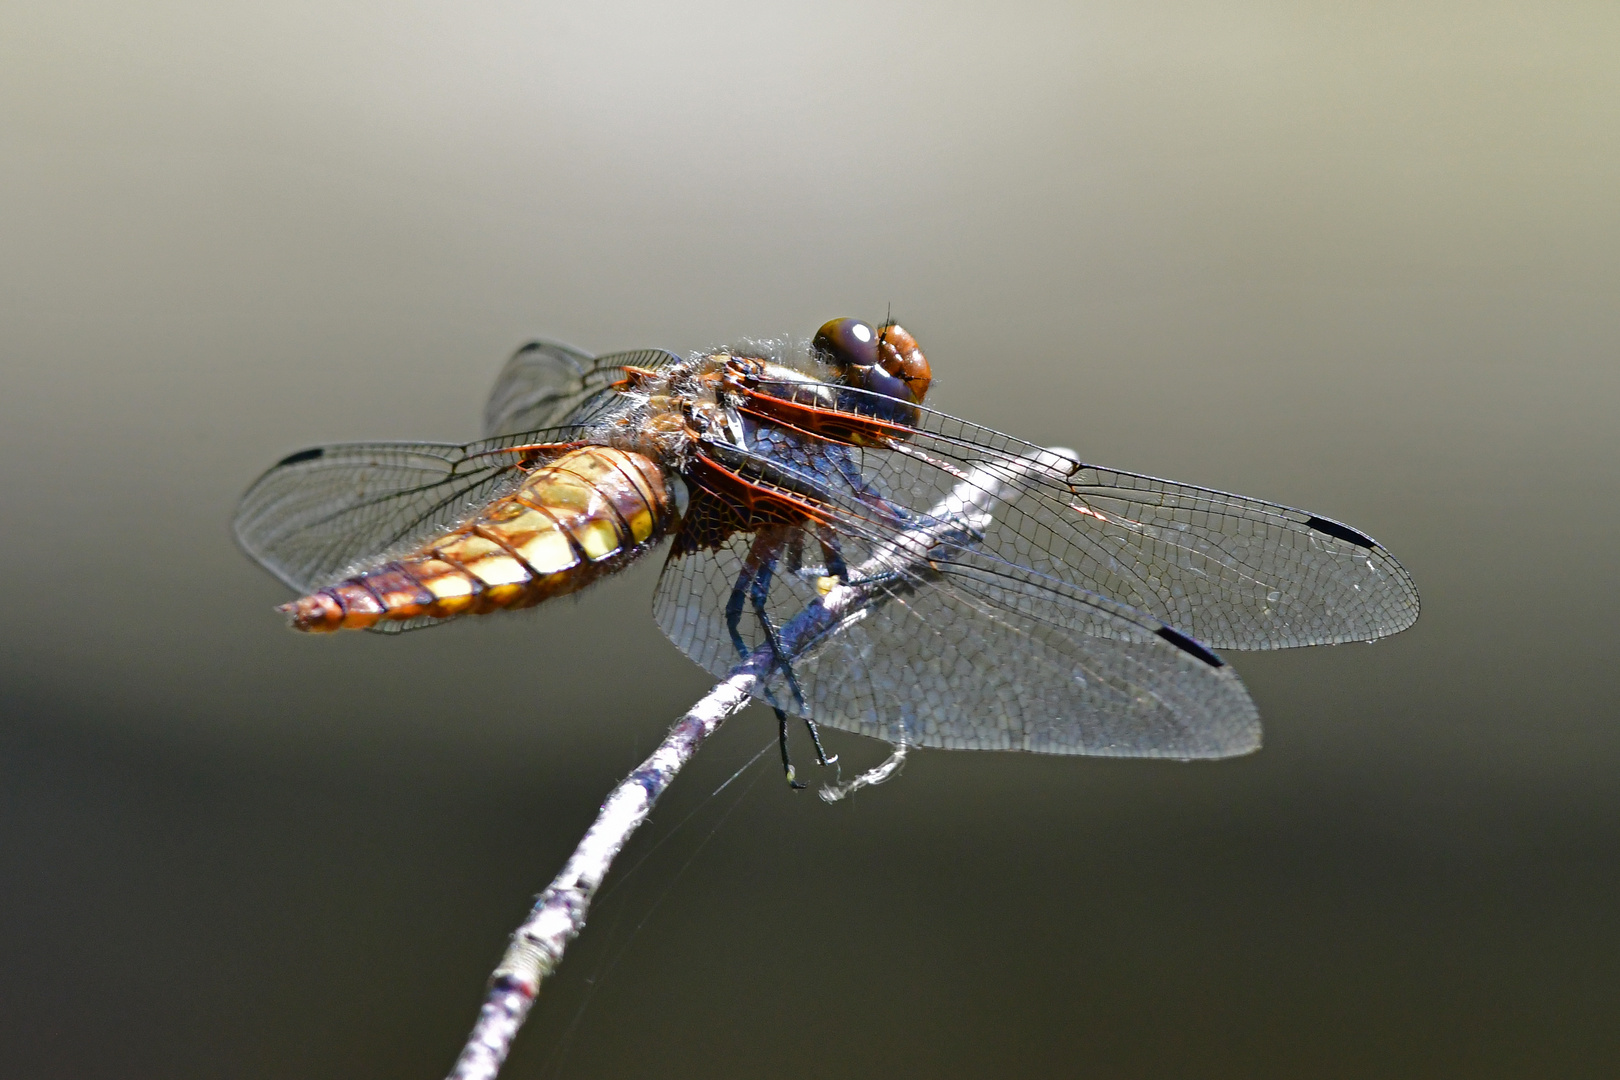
(724, 531, 812, 785)
(818, 529, 849, 583)
(801, 712, 836, 768)
(764, 527, 861, 769)
(726, 529, 786, 661)
(724, 562, 754, 661)
(750, 534, 843, 780)
(776, 708, 806, 790)
(814, 522, 901, 592)
(747, 554, 807, 716)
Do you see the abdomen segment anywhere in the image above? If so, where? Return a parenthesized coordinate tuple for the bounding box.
(281, 447, 673, 632)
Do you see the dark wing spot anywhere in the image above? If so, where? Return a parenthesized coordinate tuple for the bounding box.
(1306, 516, 1374, 549)
(1155, 625, 1225, 668)
(276, 447, 325, 466)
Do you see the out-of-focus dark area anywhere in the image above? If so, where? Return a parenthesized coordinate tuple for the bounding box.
(3, 2, 1617, 1077)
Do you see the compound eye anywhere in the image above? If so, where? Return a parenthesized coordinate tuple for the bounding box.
(812, 318, 879, 370)
(876, 323, 932, 404)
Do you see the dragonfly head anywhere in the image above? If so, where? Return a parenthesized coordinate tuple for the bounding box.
(813, 317, 933, 409)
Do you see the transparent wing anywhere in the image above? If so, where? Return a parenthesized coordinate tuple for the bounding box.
(483, 341, 683, 437)
(652, 440, 1260, 759)
(233, 427, 591, 593)
(654, 526, 1261, 760)
(745, 376, 1420, 650)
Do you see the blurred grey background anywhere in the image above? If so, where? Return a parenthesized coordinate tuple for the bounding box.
(2, 2, 1617, 1077)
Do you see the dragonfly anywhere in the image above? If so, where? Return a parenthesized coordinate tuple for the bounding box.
(234, 318, 1419, 782)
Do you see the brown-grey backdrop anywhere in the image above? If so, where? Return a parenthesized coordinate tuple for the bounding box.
(3, 2, 1616, 1077)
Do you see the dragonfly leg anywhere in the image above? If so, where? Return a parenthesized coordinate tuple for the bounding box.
(776, 708, 807, 789)
(749, 551, 841, 783)
(727, 530, 788, 661)
(818, 531, 849, 582)
(816, 527, 900, 591)
(719, 528, 836, 784)
(724, 532, 819, 784)
(776, 709, 835, 783)
(749, 556, 807, 715)
(802, 716, 836, 768)
(724, 562, 755, 661)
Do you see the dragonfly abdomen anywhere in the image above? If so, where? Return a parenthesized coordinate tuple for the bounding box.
(281, 447, 673, 632)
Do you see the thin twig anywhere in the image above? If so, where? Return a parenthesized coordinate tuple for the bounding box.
(444, 449, 1073, 1080)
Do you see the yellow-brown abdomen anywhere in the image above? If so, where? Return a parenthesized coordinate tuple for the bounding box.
(281, 447, 674, 632)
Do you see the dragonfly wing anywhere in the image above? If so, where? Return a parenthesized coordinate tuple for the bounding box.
(233, 428, 589, 592)
(748, 378, 1419, 651)
(483, 342, 683, 437)
(651, 445, 1260, 759)
(1050, 462, 1418, 649)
